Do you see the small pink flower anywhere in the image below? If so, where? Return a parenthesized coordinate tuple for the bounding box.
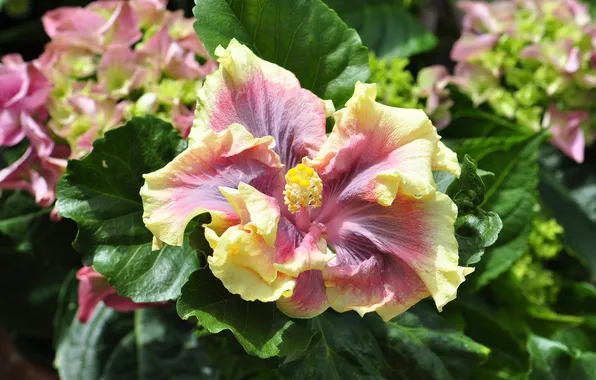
(138, 23, 215, 80)
(170, 103, 195, 139)
(0, 54, 51, 147)
(130, 0, 168, 28)
(76, 266, 168, 323)
(97, 46, 150, 97)
(450, 33, 500, 62)
(0, 143, 68, 208)
(451, 62, 499, 105)
(416, 65, 452, 129)
(458, 1, 515, 34)
(520, 39, 581, 74)
(543, 104, 588, 163)
(42, 0, 141, 54)
(48, 90, 126, 158)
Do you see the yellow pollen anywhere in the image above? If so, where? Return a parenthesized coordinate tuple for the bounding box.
(283, 163, 323, 214)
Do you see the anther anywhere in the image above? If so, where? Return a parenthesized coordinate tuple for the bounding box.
(283, 163, 323, 214)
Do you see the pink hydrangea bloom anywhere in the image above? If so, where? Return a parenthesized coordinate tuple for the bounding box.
(452, 0, 596, 162)
(140, 40, 470, 321)
(0, 54, 69, 207)
(36, 0, 217, 159)
(76, 266, 168, 323)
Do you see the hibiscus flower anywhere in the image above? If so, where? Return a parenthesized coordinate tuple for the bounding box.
(140, 40, 471, 321)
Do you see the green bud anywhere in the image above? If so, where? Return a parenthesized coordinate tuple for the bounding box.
(488, 88, 517, 119)
(514, 84, 543, 107)
(529, 218, 563, 260)
(515, 106, 543, 132)
(533, 66, 567, 95)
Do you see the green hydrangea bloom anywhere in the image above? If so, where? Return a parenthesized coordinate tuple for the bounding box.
(368, 53, 421, 109)
(529, 218, 564, 260)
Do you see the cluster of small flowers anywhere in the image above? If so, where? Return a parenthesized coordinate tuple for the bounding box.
(368, 54, 452, 129)
(451, 0, 596, 163)
(0, 0, 216, 208)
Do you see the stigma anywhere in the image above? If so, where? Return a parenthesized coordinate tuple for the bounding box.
(283, 163, 323, 214)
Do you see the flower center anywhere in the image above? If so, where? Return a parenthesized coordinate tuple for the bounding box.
(283, 163, 323, 214)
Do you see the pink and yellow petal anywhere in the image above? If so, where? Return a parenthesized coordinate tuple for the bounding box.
(206, 224, 296, 302)
(189, 39, 328, 167)
(273, 223, 335, 277)
(323, 255, 430, 320)
(321, 192, 471, 320)
(432, 141, 461, 177)
(276, 270, 329, 318)
(219, 183, 280, 246)
(402, 192, 473, 310)
(310, 82, 445, 204)
(140, 123, 282, 247)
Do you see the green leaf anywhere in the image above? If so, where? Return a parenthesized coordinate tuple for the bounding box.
(374, 303, 490, 380)
(177, 269, 315, 359)
(53, 269, 79, 349)
(325, 0, 437, 58)
(0, 191, 49, 251)
(193, 0, 370, 106)
(457, 133, 544, 289)
(527, 335, 596, 380)
(202, 331, 281, 380)
(55, 305, 218, 380)
(0, 214, 80, 338)
(454, 210, 502, 266)
(552, 327, 596, 353)
(278, 312, 387, 379)
(56, 116, 198, 302)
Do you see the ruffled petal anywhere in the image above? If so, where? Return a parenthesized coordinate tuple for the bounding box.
(310, 82, 451, 208)
(321, 192, 472, 320)
(432, 141, 460, 177)
(273, 223, 334, 277)
(140, 123, 283, 247)
(189, 39, 328, 167)
(206, 224, 296, 302)
(276, 270, 330, 318)
(219, 183, 280, 247)
(324, 254, 430, 320)
(208, 183, 333, 303)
